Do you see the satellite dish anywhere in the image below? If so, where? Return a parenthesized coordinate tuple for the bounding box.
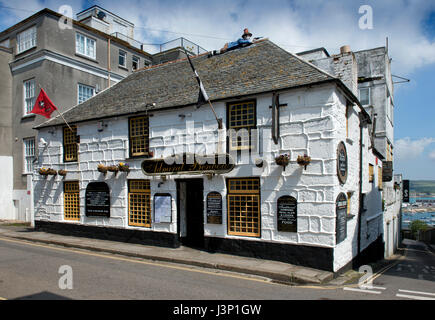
(97, 11, 106, 20)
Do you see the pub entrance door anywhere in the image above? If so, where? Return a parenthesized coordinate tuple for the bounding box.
(177, 179, 204, 248)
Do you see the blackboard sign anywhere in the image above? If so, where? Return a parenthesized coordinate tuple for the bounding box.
(206, 192, 222, 224)
(337, 142, 348, 184)
(403, 180, 410, 203)
(336, 193, 347, 244)
(277, 196, 297, 232)
(85, 182, 110, 217)
(382, 161, 393, 182)
(154, 194, 172, 223)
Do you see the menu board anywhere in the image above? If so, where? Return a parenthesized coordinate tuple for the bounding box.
(277, 196, 297, 232)
(154, 194, 172, 223)
(336, 193, 348, 244)
(206, 192, 222, 224)
(337, 142, 348, 184)
(85, 182, 110, 217)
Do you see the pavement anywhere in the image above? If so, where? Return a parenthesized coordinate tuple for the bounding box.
(0, 220, 386, 286)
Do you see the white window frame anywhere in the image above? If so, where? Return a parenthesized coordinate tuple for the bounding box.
(119, 50, 127, 68)
(16, 26, 36, 54)
(23, 137, 35, 174)
(77, 83, 95, 104)
(23, 78, 36, 115)
(359, 87, 370, 106)
(75, 32, 96, 59)
(132, 55, 139, 70)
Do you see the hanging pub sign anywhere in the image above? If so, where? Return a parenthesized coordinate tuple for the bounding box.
(154, 194, 172, 223)
(382, 161, 393, 182)
(85, 182, 110, 217)
(142, 153, 235, 176)
(403, 179, 410, 203)
(277, 196, 297, 232)
(206, 192, 222, 224)
(336, 193, 348, 244)
(337, 142, 348, 184)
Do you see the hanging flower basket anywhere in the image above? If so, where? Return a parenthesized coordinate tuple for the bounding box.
(148, 150, 154, 157)
(39, 167, 50, 176)
(118, 162, 130, 173)
(275, 154, 290, 167)
(58, 169, 67, 177)
(97, 164, 108, 174)
(107, 165, 119, 173)
(297, 154, 311, 170)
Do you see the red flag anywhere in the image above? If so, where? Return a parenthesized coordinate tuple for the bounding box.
(30, 88, 58, 118)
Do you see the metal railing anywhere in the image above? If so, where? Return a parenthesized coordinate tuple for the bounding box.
(111, 33, 207, 55)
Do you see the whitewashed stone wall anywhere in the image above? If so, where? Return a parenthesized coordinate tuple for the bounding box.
(34, 82, 383, 272)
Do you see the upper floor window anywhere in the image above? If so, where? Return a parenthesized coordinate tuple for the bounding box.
(23, 137, 35, 174)
(119, 50, 127, 68)
(132, 56, 139, 70)
(17, 26, 36, 54)
(78, 83, 95, 104)
(63, 125, 78, 162)
(227, 100, 256, 151)
(129, 116, 149, 157)
(76, 33, 96, 59)
(359, 88, 370, 105)
(23, 78, 35, 115)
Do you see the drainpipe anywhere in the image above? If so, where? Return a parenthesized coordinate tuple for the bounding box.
(358, 112, 368, 259)
(107, 38, 111, 88)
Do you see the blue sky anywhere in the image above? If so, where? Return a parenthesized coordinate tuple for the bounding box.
(1, 0, 434, 180)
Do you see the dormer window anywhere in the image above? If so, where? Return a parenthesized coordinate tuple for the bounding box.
(17, 26, 36, 54)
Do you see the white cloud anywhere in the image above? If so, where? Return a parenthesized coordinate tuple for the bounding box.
(429, 150, 435, 161)
(395, 137, 435, 161)
(1, 0, 434, 74)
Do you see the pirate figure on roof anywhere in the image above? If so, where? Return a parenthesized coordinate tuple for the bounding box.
(208, 28, 260, 57)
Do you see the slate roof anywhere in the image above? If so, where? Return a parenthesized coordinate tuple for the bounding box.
(36, 39, 345, 128)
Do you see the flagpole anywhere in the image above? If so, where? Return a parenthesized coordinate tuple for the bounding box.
(183, 50, 222, 130)
(38, 84, 73, 132)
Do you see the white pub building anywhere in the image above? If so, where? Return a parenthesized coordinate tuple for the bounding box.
(33, 40, 386, 273)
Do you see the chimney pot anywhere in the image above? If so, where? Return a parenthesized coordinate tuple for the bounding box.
(340, 45, 351, 54)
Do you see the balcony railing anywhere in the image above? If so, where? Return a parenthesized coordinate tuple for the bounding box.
(111, 33, 207, 55)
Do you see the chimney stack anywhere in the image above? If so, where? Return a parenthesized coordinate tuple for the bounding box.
(340, 45, 351, 54)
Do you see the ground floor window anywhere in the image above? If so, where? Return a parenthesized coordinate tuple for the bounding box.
(128, 180, 151, 227)
(64, 181, 80, 221)
(227, 178, 260, 237)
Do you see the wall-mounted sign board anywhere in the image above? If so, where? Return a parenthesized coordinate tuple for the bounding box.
(277, 196, 297, 232)
(337, 142, 348, 184)
(336, 193, 348, 244)
(142, 153, 234, 175)
(206, 192, 222, 224)
(154, 194, 172, 223)
(85, 182, 110, 217)
(403, 179, 410, 203)
(382, 161, 393, 182)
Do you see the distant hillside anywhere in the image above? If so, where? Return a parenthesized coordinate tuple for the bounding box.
(410, 180, 435, 194)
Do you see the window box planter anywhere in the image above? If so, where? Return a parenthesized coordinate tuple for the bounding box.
(107, 165, 119, 173)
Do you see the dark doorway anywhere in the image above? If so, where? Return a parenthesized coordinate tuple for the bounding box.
(177, 179, 204, 248)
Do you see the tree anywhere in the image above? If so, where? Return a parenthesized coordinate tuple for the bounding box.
(409, 220, 428, 239)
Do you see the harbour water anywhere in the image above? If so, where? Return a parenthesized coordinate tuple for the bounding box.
(402, 196, 435, 229)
